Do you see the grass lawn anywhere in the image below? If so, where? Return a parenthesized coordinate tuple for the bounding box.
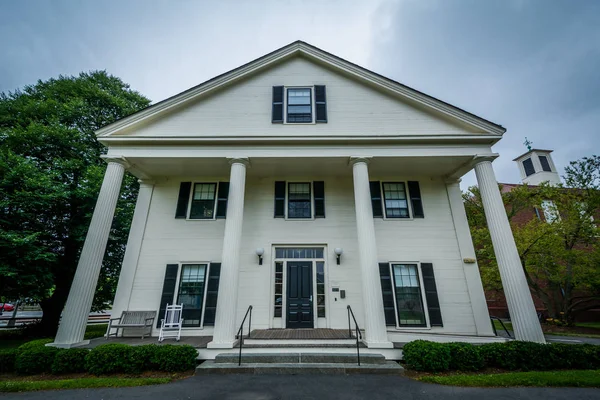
(576, 322, 600, 330)
(0, 324, 108, 350)
(418, 370, 600, 388)
(0, 377, 172, 392)
(492, 320, 513, 332)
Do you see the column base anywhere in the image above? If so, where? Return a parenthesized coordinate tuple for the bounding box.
(363, 339, 394, 349)
(207, 340, 237, 349)
(46, 340, 90, 349)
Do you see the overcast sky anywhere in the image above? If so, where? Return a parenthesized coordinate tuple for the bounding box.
(1, 0, 598, 188)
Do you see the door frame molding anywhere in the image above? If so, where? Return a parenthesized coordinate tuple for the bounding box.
(270, 244, 329, 329)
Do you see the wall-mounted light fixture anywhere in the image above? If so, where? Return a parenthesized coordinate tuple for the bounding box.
(334, 248, 343, 265)
(256, 248, 264, 265)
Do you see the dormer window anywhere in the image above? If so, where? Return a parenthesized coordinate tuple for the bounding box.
(538, 155, 552, 172)
(272, 86, 327, 124)
(523, 158, 535, 177)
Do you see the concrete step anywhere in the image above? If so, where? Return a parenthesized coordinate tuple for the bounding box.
(243, 338, 359, 346)
(214, 352, 386, 364)
(197, 361, 404, 375)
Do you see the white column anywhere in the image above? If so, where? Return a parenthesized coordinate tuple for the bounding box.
(446, 180, 494, 336)
(110, 180, 155, 323)
(208, 158, 248, 349)
(474, 159, 545, 343)
(351, 157, 392, 348)
(50, 161, 126, 347)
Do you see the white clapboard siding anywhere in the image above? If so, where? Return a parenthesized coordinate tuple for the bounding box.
(127, 175, 478, 336)
(116, 57, 482, 138)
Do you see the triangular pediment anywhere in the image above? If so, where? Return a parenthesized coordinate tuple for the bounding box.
(97, 41, 505, 140)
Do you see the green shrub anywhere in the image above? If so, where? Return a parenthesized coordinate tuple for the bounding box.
(478, 342, 508, 369)
(548, 343, 600, 370)
(51, 349, 89, 375)
(402, 340, 451, 372)
(150, 345, 198, 372)
(0, 349, 18, 373)
(17, 338, 53, 352)
(447, 342, 484, 371)
(85, 344, 136, 375)
(15, 346, 59, 375)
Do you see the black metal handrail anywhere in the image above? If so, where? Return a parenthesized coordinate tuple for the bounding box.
(236, 305, 253, 366)
(490, 316, 512, 338)
(347, 305, 361, 366)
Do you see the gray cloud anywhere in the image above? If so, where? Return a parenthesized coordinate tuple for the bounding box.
(1, 0, 598, 189)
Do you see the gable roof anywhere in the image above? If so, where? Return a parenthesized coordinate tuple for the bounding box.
(96, 40, 506, 137)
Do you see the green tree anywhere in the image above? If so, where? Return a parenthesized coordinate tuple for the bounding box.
(0, 71, 150, 335)
(464, 155, 600, 323)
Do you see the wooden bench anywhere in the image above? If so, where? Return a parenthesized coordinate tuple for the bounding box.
(106, 311, 156, 339)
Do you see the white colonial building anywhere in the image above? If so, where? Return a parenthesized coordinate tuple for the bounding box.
(51, 41, 545, 354)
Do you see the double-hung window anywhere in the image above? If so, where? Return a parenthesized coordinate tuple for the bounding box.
(392, 264, 426, 327)
(288, 183, 312, 218)
(274, 181, 325, 219)
(287, 88, 312, 123)
(382, 182, 410, 218)
(370, 181, 424, 219)
(176, 264, 207, 327)
(189, 183, 217, 219)
(175, 181, 229, 220)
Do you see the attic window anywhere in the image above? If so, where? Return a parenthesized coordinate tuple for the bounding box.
(523, 158, 535, 177)
(539, 155, 552, 172)
(287, 88, 312, 123)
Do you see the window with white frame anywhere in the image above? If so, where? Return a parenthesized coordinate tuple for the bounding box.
(288, 182, 312, 218)
(382, 182, 410, 218)
(391, 264, 427, 327)
(176, 264, 207, 327)
(287, 88, 312, 123)
(189, 183, 217, 219)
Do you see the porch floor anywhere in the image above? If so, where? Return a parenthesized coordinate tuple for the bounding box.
(249, 329, 352, 340)
(85, 335, 213, 349)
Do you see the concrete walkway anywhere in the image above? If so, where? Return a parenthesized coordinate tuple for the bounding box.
(4, 374, 599, 400)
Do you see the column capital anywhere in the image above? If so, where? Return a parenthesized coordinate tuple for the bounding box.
(101, 155, 130, 169)
(348, 156, 373, 166)
(137, 179, 156, 187)
(227, 157, 250, 167)
(444, 178, 462, 185)
(472, 154, 498, 166)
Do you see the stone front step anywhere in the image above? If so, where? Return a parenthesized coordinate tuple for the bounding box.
(242, 338, 359, 346)
(215, 352, 385, 364)
(196, 361, 404, 375)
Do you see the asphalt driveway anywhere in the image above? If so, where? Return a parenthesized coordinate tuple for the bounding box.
(2, 374, 599, 400)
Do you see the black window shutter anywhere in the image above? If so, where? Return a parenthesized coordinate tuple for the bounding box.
(379, 263, 396, 326)
(421, 263, 443, 327)
(315, 85, 327, 123)
(369, 181, 383, 218)
(539, 155, 552, 172)
(407, 181, 424, 218)
(157, 264, 179, 327)
(175, 182, 191, 219)
(203, 263, 221, 325)
(272, 86, 284, 123)
(216, 182, 229, 219)
(274, 181, 286, 218)
(313, 181, 325, 218)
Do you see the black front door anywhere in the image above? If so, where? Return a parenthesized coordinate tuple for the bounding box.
(286, 261, 313, 328)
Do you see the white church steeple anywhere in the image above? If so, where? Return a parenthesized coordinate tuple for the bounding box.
(513, 139, 561, 186)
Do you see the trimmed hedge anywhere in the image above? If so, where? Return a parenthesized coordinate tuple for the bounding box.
(0, 349, 18, 373)
(84, 343, 198, 375)
(15, 346, 60, 375)
(51, 349, 89, 374)
(403, 340, 600, 372)
(402, 340, 451, 372)
(2, 339, 197, 376)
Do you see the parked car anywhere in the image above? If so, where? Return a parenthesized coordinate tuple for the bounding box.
(0, 303, 15, 314)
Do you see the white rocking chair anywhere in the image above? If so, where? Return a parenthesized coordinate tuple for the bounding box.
(158, 304, 184, 342)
